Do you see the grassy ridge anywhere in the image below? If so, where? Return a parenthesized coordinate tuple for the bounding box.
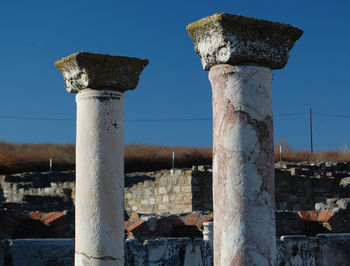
(274, 149, 350, 162)
(1, 142, 350, 174)
(0, 142, 75, 174)
(125, 144, 211, 172)
(0, 142, 212, 174)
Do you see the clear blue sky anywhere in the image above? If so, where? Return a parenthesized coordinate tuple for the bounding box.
(0, 0, 349, 151)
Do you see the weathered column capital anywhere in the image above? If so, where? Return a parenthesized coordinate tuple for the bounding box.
(55, 52, 149, 93)
(186, 13, 303, 70)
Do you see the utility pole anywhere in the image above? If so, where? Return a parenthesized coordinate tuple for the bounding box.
(279, 145, 282, 166)
(172, 151, 175, 170)
(49, 158, 53, 173)
(310, 108, 313, 153)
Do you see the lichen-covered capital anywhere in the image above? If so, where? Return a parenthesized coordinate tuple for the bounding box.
(186, 13, 303, 70)
(55, 52, 149, 93)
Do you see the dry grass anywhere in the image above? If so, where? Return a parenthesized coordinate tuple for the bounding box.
(1, 141, 350, 174)
(0, 142, 212, 174)
(125, 144, 212, 172)
(274, 149, 350, 162)
(0, 142, 75, 174)
(0, 142, 75, 162)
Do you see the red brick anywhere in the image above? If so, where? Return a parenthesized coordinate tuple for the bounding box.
(40, 212, 57, 222)
(197, 215, 213, 228)
(326, 211, 335, 220)
(298, 211, 312, 221)
(42, 213, 64, 224)
(310, 210, 318, 221)
(185, 214, 199, 226)
(127, 220, 145, 232)
(31, 211, 44, 221)
(317, 210, 330, 222)
(124, 221, 130, 229)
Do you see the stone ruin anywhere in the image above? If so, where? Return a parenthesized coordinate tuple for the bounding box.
(1, 12, 350, 266)
(1, 161, 350, 264)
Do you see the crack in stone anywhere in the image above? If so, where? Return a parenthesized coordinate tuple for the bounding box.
(75, 251, 121, 261)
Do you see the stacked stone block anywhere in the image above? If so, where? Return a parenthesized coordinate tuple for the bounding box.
(1, 161, 350, 216)
(124, 166, 212, 215)
(0, 171, 74, 211)
(3, 235, 350, 266)
(275, 161, 350, 210)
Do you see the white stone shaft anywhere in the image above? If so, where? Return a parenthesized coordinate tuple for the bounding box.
(75, 89, 124, 266)
(203, 222, 214, 250)
(209, 65, 276, 265)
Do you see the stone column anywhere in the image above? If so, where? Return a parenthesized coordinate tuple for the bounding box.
(55, 52, 148, 265)
(203, 221, 213, 249)
(187, 13, 302, 265)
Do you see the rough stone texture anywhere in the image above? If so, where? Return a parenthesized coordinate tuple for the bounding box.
(55, 52, 148, 93)
(317, 233, 350, 266)
(3, 235, 350, 265)
(314, 198, 350, 233)
(3, 239, 74, 266)
(125, 167, 212, 215)
(186, 13, 303, 70)
(1, 162, 350, 241)
(276, 162, 350, 210)
(277, 233, 350, 265)
(0, 171, 74, 212)
(2, 161, 350, 215)
(340, 177, 350, 188)
(2, 238, 213, 266)
(125, 162, 350, 214)
(277, 236, 319, 265)
(209, 65, 275, 265)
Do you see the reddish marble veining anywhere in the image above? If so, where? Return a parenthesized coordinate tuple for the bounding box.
(209, 64, 275, 266)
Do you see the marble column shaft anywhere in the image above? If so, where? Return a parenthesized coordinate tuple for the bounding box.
(187, 13, 303, 265)
(55, 52, 148, 266)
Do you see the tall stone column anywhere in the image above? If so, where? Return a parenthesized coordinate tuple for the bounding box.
(55, 52, 148, 265)
(187, 13, 302, 265)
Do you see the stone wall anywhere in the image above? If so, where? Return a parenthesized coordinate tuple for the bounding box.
(275, 161, 350, 210)
(124, 166, 212, 215)
(0, 171, 74, 212)
(125, 162, 350, 213)
(2, 234, 350, 265)
(1, 239, 74, 266)
(277, 234, 350, 266)
(1, 161, 350, 215)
